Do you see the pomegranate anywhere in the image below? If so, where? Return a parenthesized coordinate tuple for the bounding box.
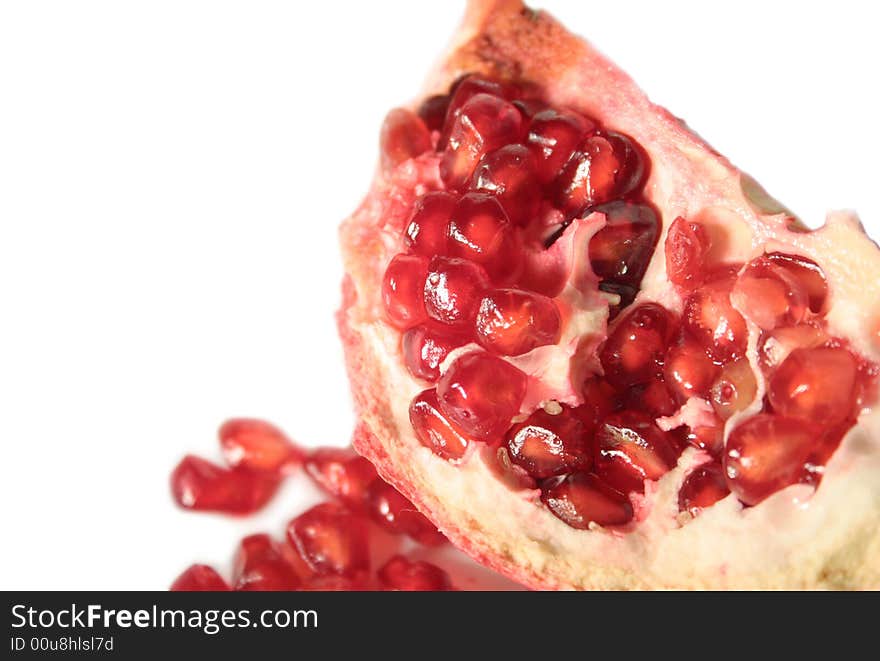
(338, 0, 880, 588)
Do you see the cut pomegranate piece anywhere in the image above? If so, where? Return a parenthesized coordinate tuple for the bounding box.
(402, 322, 468, 382)
(679, 464, 730, 516)
(170, 455, 279, 515)
(724, 414, 819, 506)
(365, 479, 446, 546)
(595, 411, 680, 494)
(403, 191, 457, 257)
(423, 255, 491, 327)
(471, 143, 542, 226)
(382, 254, 429, 329)
(767, 346, 858, 426)
(505, 406, 592, 479)
(589, 201, 660, 289)
(218, 418, 303, 474)
(233, 534, 301, 591)
(286, 503, 369, 577)
(665, 217, 709, 288)
(663, 335, 720, 402)
(409, 389, 470, 461)
(683, 271, 748, 362)
(710, 358, 758, 420)
(379, 108, 431, 172)
(526, 108, 595, 184)
(378, 555, 453, 591)
(541, 473, 634, 528)
(475, 288, 561, 356)
(600, 303, 675, 388)
(304, 447, 377, 507)
(170, 564, 230, 592)
(436, 351, 528, 442)
(446, 192, 523, 282)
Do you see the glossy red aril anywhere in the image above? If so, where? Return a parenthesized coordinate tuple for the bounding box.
(768, 346, 858, 426)
(710, 358, 758, 420)
(731, 256, 810, 330)
(665, 217, 709, 288)
(526, 108, 595, 184)
(403, 192, 457, 257)
(436, 351, 528, 441)
(417, 94, 450, 132)
(766, 253, 828, 313)
(471, 144, 541, 226)
(589, 201, 660, 288)
(378, 555, 453, 591)
(446, 192, 522, 283)
(409, 389, 470, 461)
(442, 75, 507, 135)
(365, 479, 446, 546)
(541, 472, 633, 528)
(440, 93, 523, 189)
(685, 422, 724, 456)
(402, 322, 468, 382)
(379, 108, 431, 172)
(170, 455, 279, 514)
(679, 463, 730, 516)
(423, 256, 491, 327)
(724, 413, 819, 506)
(233, 534, 301, 591)
(170, 564, 230, 591)
(304, 447, 377, 507)
(600, 303, 675, 388)
(619, 375, 678, 418)
(505, 407, 592, 478)
(579, 378, 617, 426)
(663, 336, 720, 402)
(475, 288, 561, 356)
(759, 323, 831, 369)
(287, 503, 369, 577)
(218, 418, 303, 473)
(382, 254, 429, 329)
(683, 271, 748, 362)
(595, 411, 680, 494)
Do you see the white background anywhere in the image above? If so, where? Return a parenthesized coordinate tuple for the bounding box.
(1, 1, 877, 589)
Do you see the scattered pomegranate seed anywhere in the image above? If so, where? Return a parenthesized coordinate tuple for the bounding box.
(505, 406, 592, 478)
(665, 217, 709, 288)
(170, 455, 279, 515)
(595, 411, 680, 494)
(683, 271, 748, 362)
(724, 413, 819, 506)
(417, 94, 451, 132)
(600, 303, 675, 388)
(233, 534, 301, 591)
(471, 143, 542, 226)
(423, 256, 491, 327)
(679, 463, 730, 516)
(365, 479, 446, 546)
(287, 503, 370, 577)
(170, 564, 230, 591)
(663, 335, 720, 402)
(218, 418, 303, 473)
(446, 192, 523, 283)
(402, 322, 468, 382)
(588, 201, 660, 289)
(768, 346, 858, 426)
(710, 358, 757, 420)
(378, 555, 453, 591)
(526, 108, 595, 184)
(409, 389, 470, 461)
(403, 191, 457, 257)
(379, 108, 432, 172)
(382, 254, 430, 330)
(475, 288, 561, 356)
(304, 447, 377, 506)
(541, 472, 634, 528)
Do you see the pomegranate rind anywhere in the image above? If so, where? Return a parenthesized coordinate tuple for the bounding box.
(338, 0, 880, 589)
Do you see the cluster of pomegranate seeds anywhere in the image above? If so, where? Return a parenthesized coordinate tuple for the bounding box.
(170, 420, 454, 591)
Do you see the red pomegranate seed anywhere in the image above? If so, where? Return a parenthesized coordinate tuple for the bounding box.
(589, 201, 660, 288)
(758, 323, 831, 369)
(403, 191, 457, 257)
(170, 455, 279, 515)
(233, 534, 301, 591)
(475, 288, 561, 357)
(436, 351, 528, 442)
(595, 411, 680, 494)
(554, 132, 646, 217)
(578, 377, 617, 428)
(379, 108, 432, 172)
(382, 254, 429, 330)
(471, 144, 542, 226)
(365, 479, 446, 546)
(440, 93, 523, 189)
(710, 358, 758, 420)
(600, 302, 675, 388)
(402, 322, 468, 382)
(766, 252, 828, 313)
(423, 256, 491, 327)
(663, 335, 720, 402)
(287, 503, 369, 577)
(724, 413, 819, 506)
(683, 270, 748, 362)
(300, 575, 367, 591)
(218, 418, 303, 473)
(768, 346, 858, 426)
(619, 375, 678, 418)
(304, 447, 377, 506)
(678, 463, 730, 516)
(526, 108, 595, 184)
(409, 389, 470, 461)
(665, 217, 710, 288)
(446, 192, 523, 283)
(731, 256, 810, 330)
(685, 421, 724, 456)
(443, 75, 506, 128)
(378, 555, 453, 591)
(541, 472, 634, 528)
(417, 94, 451, 132)
(170, 564, 230, 591)
(505, 406, 592, 478)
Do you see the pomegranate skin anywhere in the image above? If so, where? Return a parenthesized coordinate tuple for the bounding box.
(338, 0, 880, 590)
